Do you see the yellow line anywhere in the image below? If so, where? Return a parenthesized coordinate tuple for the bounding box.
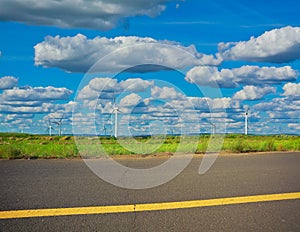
(1, 192, 300, 219)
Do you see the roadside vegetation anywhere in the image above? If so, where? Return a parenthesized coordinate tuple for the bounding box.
(0, 133, 299, 159)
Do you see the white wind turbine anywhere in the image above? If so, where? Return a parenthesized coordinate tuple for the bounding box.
(244, 107, 249, 135)
(111, 98, 122, 138)
(52, 115, 64, 136)
(46, 120, 55, 136)
(209, 122, 216, 135)
(101, 115, 112, 136)
(203, 118, 216, 135)
(19, 125, 25, 133)
(102, 123, 107, 136)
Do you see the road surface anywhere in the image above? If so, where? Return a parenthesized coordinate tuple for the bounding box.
(1, 152, 300, 231)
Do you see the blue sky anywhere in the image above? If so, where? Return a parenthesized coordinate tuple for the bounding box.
(0, 0, 299, 135)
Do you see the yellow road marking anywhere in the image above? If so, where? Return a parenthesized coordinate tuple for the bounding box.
(1, 192, 300, 219)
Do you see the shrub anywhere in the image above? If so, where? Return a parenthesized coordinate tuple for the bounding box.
(231, 139, 244, 153)
(9, 148, 23, 159)
(266, 140, 276, 151)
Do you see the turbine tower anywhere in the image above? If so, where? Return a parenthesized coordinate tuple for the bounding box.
(209, 122, 216, 135)
(52, 116, 64, 136)
(102, 124, 107, 136)
(46, 120, 54, 136)
(111, 98, 121, 138)
(245, 107, 249, 135)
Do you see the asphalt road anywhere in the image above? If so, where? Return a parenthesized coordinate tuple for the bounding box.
(1, 152, 300, 231)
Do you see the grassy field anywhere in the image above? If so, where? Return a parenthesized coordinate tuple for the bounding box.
(0, 133, 299, 159)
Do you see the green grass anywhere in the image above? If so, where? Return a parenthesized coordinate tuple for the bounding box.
(0, 134, 78, 159)
(0, 133, 299, 159)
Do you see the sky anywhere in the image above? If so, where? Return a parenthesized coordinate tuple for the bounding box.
(0, 0, 299, 135)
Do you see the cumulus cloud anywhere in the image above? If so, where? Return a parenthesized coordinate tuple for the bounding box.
(5, 114, 34, 122)
(288, 123, 300, 130)
(267, 108, 300, 122)
(185, 66, 237, 88)
(282, 82, 300, 99)
(119, 93, 142, 107)
(77, 77, 154, 101)
(1, 86, 73, 101)
(189, 97, 241, 111)
(120, 78, 154, 92)
(151, 86, 185, 100)
(0, 0, 173, 30)
(34, 34, 222, 73)
(0, 100, 42, 107)
(185, 65, 297, 88)
(0, 85, 74, 120)
(233, 85, 276, 101)
(0, 76, 18, 90)
(254, 98, 300, 112)
(219, 26, 300, 63)
(89, 77, 118, 92)
(0, 102, 55, 114)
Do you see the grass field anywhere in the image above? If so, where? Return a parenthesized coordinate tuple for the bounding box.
(0, 133, 299, 159)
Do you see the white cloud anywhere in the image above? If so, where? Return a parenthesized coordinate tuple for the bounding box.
(288, 123, 300, 130)
(282, 82, 300, 99)
(0, 83, 76, 133)
(55, 101, 78, 113)
(119, 93, 142, 107)
(0, 0, 173, 30)
(219, 26, 300, 63)
(0, 103, 55, 114)
(233, 85, 276, 101)
(151, 86, 185, 100)
(1, 86, 73, 101)
(34, 34, 222, 73)
(120, 78, 154, 92)
(5, 114, 34, 122)
(268, 110, 300, 120)
(0, 76, 18, 90)
(0, 100, 42, 107)
(185, 66, 237, 88)
(89, 77, 118, 92)
(189, 97, 240, 111)
(76, 85, 99, 100)
(77, 77, 154, 101)
(255, 98, 300, 111)
(185, 65, 297, 88)
(233, 66, 297, 84)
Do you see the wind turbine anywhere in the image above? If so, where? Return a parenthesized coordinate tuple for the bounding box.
(20, 125, 24, 134)
(202, 118, 216, 135)
(169, 128, 175, 136)
(111, 98, 121, 138)
(46, 120, 55, 136)
(244, 107, 249, 135)
(102, 124, 107, 136)
(209, 122, 216, 135)
(52, 115, 64, 136)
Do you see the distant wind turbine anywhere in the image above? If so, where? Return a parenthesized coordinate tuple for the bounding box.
(209, 122, 216, 135)
(46, 120, 55, 136)
(102, 124, 107, 136)
(52, 115, 64, 136)
(19, 125, 24, 133)
(245, 107, 249, 135)
(202, 118, 216, 135)
(111, 98, 121, 138)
